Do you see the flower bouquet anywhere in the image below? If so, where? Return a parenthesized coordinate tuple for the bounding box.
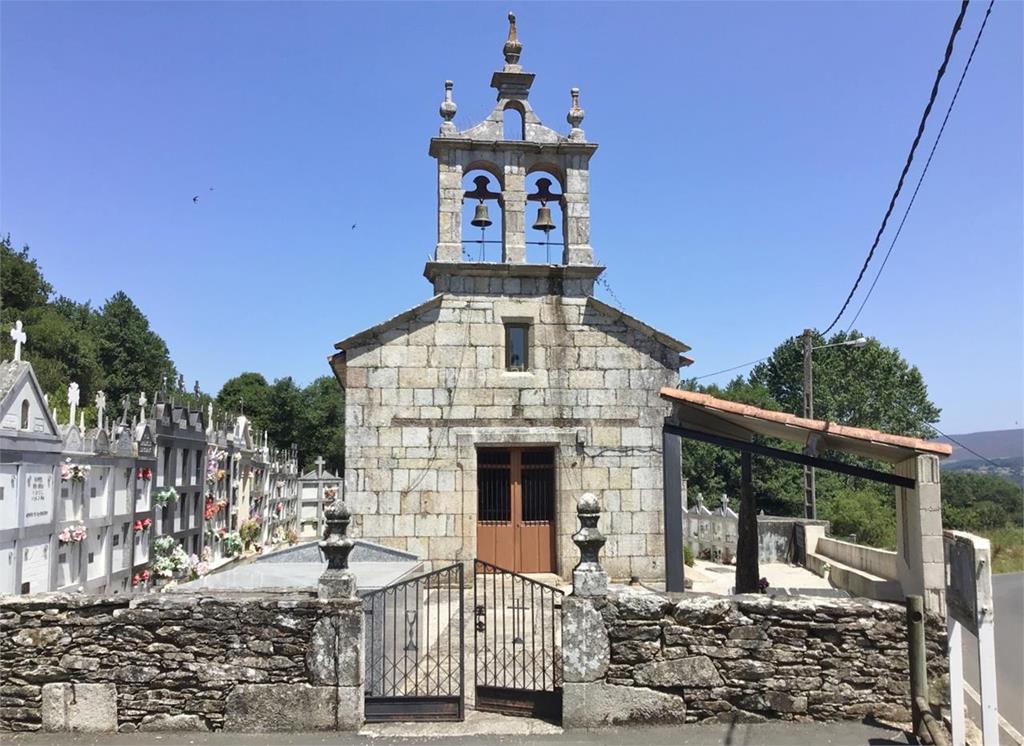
(136, 467, 153, 481)
(152, 487, 178, 507)
(61, 459, 91, 484)
(58, 524, 87, 543)
(132, 518, 152, 532)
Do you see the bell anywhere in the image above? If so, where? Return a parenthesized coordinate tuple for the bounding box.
(471, 201, 492, 228)
(532, 204, 556, 233)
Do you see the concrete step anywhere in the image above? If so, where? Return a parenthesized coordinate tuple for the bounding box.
(806, 550, 903, 602)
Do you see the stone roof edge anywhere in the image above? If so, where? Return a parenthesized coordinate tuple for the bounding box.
(585, 296, 692, 355)
(332, 294, 446, 352)
(0, 360, 62, 439)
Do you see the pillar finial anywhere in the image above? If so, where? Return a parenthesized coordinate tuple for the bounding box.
(571, 492, 608, 597)
(318, 500, 357, 599)
(503, 12, 522, 68)
(439, 80, 457, 134)
(567, 87, 585, 141)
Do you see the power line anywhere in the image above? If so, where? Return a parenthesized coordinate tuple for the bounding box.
(690, 355, 772, 381)
(922, 421, 1004, 470)
(822, 0, 971, 335)
(846, 0, 996, 333)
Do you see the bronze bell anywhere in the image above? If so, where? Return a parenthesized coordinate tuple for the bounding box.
(471, 201, 492, 228)
(533, 204, 556, 233)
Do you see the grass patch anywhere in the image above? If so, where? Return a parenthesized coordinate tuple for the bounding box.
(983, 526, 1024, 574)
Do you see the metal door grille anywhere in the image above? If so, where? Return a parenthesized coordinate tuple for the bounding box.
(363, 563, 464, 722)
(473, 559, 563, 721)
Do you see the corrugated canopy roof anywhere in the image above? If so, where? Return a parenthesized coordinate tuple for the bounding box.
(660, 387, 951, 465)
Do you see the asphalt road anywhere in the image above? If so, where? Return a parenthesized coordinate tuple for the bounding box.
(4, 721, 918, 746)
(962, 571, 1024, 739)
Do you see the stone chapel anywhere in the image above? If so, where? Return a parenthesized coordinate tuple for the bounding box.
(329, 15, 692, 580)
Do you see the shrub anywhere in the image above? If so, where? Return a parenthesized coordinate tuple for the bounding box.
(821, 488, 897, 549)
(684, 544, 694, 567)
(239, 519, 261, 548)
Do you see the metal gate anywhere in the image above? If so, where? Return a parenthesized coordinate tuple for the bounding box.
(473, 559, 564, 721)
(363, 563, 464, 722)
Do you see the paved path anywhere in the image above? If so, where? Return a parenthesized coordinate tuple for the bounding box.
(962, 570, 1024, 741)
(5, 720, 917, 746)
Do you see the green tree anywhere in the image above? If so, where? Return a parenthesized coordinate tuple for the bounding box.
(95, 291, 177, 406)
(300, 376, 345, 473)
(749, 330, 941, 439)
(216, 372, 271, 427)
(265, 377, 304, 454)
(0, 236, 52, 314)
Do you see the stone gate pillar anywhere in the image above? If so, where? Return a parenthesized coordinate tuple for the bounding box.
(562, 493, 611, 728)
(895, 454, 945, 614)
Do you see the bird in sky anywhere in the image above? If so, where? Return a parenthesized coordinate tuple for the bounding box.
(351, 223, 357, 230)
(192, 195, 199, 203)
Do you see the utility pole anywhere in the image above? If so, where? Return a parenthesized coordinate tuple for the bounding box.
(802, 329, 816, 519)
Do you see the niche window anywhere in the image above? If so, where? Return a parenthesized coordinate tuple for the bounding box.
(20, 400, 29, 429)
(505, 324, 530, 371)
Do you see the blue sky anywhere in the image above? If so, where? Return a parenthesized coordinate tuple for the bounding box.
(2, 1, 1021, 435)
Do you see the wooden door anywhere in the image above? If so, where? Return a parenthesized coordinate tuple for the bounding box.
(476, 447, 555, 574)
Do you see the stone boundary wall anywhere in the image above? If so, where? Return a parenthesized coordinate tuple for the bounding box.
(1, 592, 363, 733)
(563, 589, 947, 727)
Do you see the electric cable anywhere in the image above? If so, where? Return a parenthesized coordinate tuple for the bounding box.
(845, 0, 996, 332)
(822, 0, 970, 335)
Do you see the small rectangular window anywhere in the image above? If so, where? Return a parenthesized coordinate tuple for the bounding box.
(112, 535, 119, 547)
(88, 552, 95, 564)
(505, 324, 529, 371)
(21, 582, 30, 594)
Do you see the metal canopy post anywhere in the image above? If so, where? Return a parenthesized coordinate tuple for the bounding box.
(662, 429, 684, 593)
(735, 451, 759, 593)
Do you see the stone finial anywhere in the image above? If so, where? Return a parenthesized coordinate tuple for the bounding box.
(9, 320, 26, 361)
(503, 12, 522, 69)
(95, 391, 106, 430)
(439, 80, 457, 134)
(318, 500, 356, 599)
(567, 87, 585, 141)
(571, 492, 608, 597)
(138, 392, 147, 422)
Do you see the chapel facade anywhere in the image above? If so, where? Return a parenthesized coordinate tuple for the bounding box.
(330, 16, 691, 580)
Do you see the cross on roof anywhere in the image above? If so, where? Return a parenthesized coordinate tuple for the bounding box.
(9, 320, 26, 361)
(67, 382, 80, 427)
(314, 455, 326, 477)
(95, 391, 106, 429)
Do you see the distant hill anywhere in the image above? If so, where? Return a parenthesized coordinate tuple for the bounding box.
(933, 428, 1023, 487)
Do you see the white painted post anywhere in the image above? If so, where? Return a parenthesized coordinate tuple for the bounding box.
(948, 616, 965, 746)
(976, 546, 999, 746)
(945, 530, 999, 746)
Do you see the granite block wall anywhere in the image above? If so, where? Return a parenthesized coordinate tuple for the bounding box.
(562, 589, 948, 727)
(341, 279, 682, 580)
(0, 592, 363, 733)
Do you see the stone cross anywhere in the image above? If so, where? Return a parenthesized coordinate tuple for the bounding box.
(120, 395, 130, 425)
(95, 391, 106, 430)
(571, 493, 608, 597)
(314, 455, 326, 478)
(138, 392, 147, 422)
(67, 382, 80, 427)
(9, 320, 26, 361)
(318, 501, 356, 599)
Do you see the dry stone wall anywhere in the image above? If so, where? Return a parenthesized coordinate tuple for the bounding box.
(0, 592, 363, 733)
(342, 276, 682, 579)
(563, 589, 948, 727)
